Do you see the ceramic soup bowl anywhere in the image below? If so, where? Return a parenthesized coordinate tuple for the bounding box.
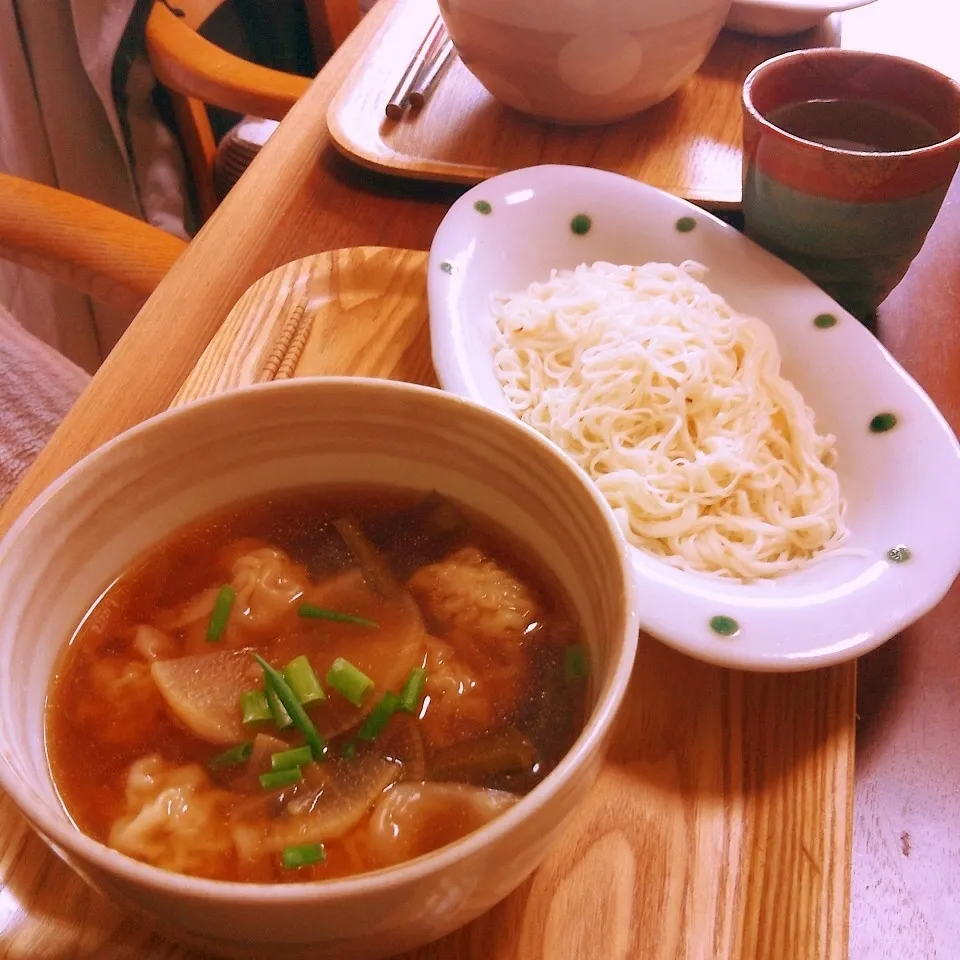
(742, 48, 960, 322)
(437, 0, 732, 125)
(0, 378, 638, 960)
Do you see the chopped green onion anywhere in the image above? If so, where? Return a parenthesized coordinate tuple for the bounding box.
(326, 657, 374, 707)
(298, 604, 378, 629)
(341, 741, 357, 760)
(253, 654, 327, 760)
(563, 644, 590, 682)
(240, 690, 271, 725)
(208, 740, 252, 771)
(398, 667, 427, 714)
(259, 766, 302, 790)
(282, 843, 325, 870)
(283, 655, 326, 705)
(206, 584, 235, 642)
(357, 691, 400, 742)
(271, 745, 313, 771)
(265, 681, 293, 729)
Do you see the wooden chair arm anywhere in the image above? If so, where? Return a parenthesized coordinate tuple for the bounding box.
(0, 174, 187, 312)
(145, 3, 312, 120)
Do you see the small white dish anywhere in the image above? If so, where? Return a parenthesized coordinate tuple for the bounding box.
(427, 164, 960, 672)
(724, 0, 876, 37)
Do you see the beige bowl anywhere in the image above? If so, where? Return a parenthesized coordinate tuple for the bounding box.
(438, 0, 732, 124)
(0, 378, 637, 960)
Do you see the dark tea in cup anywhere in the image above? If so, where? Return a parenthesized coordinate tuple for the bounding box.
(741, 49, 960, 323)
(766, 98, 942, 154)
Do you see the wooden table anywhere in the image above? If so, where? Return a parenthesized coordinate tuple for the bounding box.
(1, 1, 957, 957)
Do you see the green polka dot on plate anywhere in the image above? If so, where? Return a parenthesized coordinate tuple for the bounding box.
(814, 313, 838, 329)
(869, 412, 898, 433)
(473, 200, 492, 215)
(709, 615, 739, 637)
(570, 214, 592, 235)
(887, 545, 911, 563)
(675, 216, 696, 233)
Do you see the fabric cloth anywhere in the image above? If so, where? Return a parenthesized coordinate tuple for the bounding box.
(0, 0, 190, 370)
(0, 306, 90, 504)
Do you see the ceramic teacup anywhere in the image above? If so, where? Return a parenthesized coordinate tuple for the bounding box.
(741, 49, 960, 322)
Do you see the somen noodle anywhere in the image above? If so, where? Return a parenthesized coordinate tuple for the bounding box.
(490, 260, 847, 580)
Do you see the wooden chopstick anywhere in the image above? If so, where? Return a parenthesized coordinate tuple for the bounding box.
(385, 15, 445, 120)
(409, 36, 455, 108)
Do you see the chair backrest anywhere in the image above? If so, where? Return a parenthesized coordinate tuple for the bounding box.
(0, 173, 187, 310)
(146, 0, 361, 220)
(170, 0, 359, 45)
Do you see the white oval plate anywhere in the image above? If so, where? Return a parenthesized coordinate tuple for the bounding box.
(427, 164, 960, 672)
(724, 0, 876, 37)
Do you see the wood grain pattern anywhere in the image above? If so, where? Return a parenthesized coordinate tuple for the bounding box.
(848, 168, 960, 960)
(0, 172, 187, 311)
(326, 0, 955, 207)
(174, 246, 431, 405)
(0, 245, 852, 959)
(0, 0, 954, 955)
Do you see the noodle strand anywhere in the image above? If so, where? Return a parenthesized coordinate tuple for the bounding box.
(490, 261, 848, 581)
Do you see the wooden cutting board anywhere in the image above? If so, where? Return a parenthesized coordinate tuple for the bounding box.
(0, 247, 853, 960)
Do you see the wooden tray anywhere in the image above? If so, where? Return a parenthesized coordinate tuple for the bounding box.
(0, 247, 853, 960)
(326, 0, 840, 209)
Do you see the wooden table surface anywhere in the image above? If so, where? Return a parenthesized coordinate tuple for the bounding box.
(1, 0, 957, 957)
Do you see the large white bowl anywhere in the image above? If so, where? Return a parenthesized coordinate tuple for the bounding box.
(0, 378, 637, 960)
(437, 0, 733, 124)
(427, 164, 960, 672)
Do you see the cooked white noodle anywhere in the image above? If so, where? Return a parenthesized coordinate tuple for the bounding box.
(490, 260, 848, 580)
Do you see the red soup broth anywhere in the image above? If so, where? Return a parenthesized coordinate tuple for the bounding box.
(46, 487, 590, 883)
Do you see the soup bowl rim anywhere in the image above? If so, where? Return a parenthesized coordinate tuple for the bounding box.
(0, 376, 639, 905)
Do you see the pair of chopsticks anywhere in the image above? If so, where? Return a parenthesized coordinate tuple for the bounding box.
(385, 15, 455, 119)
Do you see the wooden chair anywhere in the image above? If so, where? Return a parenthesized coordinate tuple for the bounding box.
(0, 172, 187, 311)
(145, 0, 361, 221)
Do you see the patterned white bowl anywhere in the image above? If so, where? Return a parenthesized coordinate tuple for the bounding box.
(427, 164, 960, 671)
(0, 378, 637, 959)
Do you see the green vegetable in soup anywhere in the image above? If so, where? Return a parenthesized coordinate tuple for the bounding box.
(271, 745, 312, 771)
(240, 690, 271, 725)
(297, 604, 378, 628)
(357, 691, 400, 742)
(253, 653, 327, 760)
(283, 655, 325, 705)
(326, 657, 374, 707)
(282, 843, 325, 869)
(207, 740, 253, 771)
(205, 584, 235, 642)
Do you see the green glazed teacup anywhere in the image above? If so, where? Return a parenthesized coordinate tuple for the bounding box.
(741, 49, 960, 323)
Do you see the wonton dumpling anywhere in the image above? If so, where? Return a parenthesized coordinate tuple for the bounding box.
(76, 659, 165, 745)
(158, 545, 308, 651)
(368, 783, 517, 866)
(408, 549, 536, 747)
(408, 547, 541, 643)
(109, 755, 234, 876)
(133, 624, 177, 661)
(230, 547, 306, 628)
